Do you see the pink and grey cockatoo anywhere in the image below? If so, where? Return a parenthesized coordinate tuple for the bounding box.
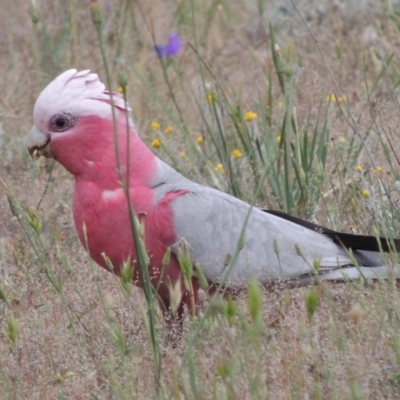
(28, 69, 399, 324)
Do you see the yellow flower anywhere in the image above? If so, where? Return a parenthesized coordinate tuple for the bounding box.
(326, 94, 346, 103)
(150, 121, 161, 130)
(207, 93, 216, 103)
(151, 138, 161, 148)
(276, 135, 281, 144)
(232, 149, 243, 158)
(356, 165, 362, 172)
(215, 163, 225, 174)
(179, 151, 186, 157)
(244, 111, 257, 121)
(164, 126, 174, 134)
(374, 166, 382, 173)
(117, 86, 124, 94)
(362, 189, 370, 198)
(196, 136, 204, 144)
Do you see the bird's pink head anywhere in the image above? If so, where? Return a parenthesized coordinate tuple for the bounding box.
(28, 69, 154, 182)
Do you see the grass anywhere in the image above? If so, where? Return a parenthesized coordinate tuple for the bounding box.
(2, 0, 400, 398)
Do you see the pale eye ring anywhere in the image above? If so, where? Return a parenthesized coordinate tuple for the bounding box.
(49, 112, 77, 132)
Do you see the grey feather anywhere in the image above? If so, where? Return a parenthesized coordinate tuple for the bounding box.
(153, 158, 399, 288)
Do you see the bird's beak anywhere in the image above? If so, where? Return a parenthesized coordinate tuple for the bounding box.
(28, 125, 53, 158)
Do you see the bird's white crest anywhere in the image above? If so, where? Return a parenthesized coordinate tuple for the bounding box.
(33, 69, 132, 131)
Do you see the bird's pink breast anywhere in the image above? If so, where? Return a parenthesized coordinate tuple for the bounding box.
(72, 180, 180, 281)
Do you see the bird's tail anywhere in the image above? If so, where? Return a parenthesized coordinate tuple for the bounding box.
(263, 209, 400, 253)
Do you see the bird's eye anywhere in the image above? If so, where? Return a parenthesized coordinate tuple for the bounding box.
(55, 117, 66, 128)
(49, 113, 77, 132)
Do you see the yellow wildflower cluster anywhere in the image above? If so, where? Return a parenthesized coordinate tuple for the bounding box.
(150, 121, 174, 135)
(356, 165, 362, 172)
(232, 149, 243, 158)
(196, 136, 204, 144)
(374, 166, 382, 173)
(244, 111, 257, 122)
(276, 135, 281, 144)
(151, 138, 161, 148)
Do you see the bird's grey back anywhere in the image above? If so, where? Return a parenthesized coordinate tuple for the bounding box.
(152, 157, 384, 287)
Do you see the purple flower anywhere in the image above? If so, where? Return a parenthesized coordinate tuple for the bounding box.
(155, 33, 182, 59)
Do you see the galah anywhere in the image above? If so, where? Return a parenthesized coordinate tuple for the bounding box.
(28, 69, 399, 325)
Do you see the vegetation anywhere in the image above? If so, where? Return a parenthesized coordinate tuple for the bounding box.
(1, 0, 400, 398)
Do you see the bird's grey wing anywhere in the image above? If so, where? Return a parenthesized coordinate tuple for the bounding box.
(167, 185, 359, 288)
